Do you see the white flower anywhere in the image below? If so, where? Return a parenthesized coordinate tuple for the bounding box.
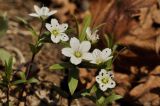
(61, 37, 93, 65)
(90, 48, 113, 65)
(45, 19, 69, 43)
(29, 5, 57, 20)
(86, 27, 99, 43)
(96, 69, 116, 91)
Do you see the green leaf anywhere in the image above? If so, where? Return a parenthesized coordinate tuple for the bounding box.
(0, 13, 8, 37)
(105, 93, 122, 105)
(79, 15, 91, 41)
(27, 77, 39, 84)
(13, 80, 26, 85)
(19, 72, 26, 80)
(96, 96, 106, 106)
(5, 57, 13, 81)
(0, 49, 11, 65)
(49, 63, 74, 71)
(49, 64, 65, 70)
(90, 85, 98, 95)
(68, 68, 79, 95)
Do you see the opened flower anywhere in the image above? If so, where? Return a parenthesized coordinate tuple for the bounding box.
(29, 5, 57, 20)
(96, 69, 116, 91)
(45, 19, 69, 43)
(62, 37, 92, 65)
(90, 48, 112, 65)
(86, 27, 99, 44)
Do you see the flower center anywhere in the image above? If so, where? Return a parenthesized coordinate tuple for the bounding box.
(96, 58, 102, 64)
(101, 77, 109, 84)
(52, 29, 59, 36)
(74, 51, 82, 58)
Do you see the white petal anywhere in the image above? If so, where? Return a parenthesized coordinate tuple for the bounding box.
(29, 13, 39, 17)
(60, 33, 69, 41)
(96, 76, 102, 84)
(86, 27, 91, 36)
(48, 10, 57, 16)
(70, 37, 80, 50)
(90, 60, 97, 64)
(51, 19, 59, 28)
(45, 23, 52, 31)
(105, 56, 113, 61)
(40, 7, 49, 15)
(107, 71, 114, 78)
(102, 48, 112, 58)
(79, 41, 91, 52)
(61, 48, 73, 57)
(108, 79, 116, 88)
(51, 35, 61, 43)
(82, 53, 93, 61)
(99, 69, 108, 77)
(99, 84, 108, 91)
(34, 5, 40, 14)
(59, 24, 68, 32)
(70, 56, 82, 65)
(92, 49, 101, 58)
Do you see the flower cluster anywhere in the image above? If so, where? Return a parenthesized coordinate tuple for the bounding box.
(29, 5, 116, 92)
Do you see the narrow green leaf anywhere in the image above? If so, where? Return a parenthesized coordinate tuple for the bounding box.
(49, 64, 65, 70)
(49, 63, 74, 71)
(90, 85, 98, 94)
(68, 68, 79, 95)
(19, 72, 26, 80)
(96, 96, 106, 106)
(79, 15, 91, 41)
(27, 77, 39, 84)
(0, 14, 8, 37)
(105, 93, 122, 105)
(0, 49, 11, 65)
(13, 80, 26, 85)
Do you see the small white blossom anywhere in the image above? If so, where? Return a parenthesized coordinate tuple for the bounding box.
(96, 69, 116, 91)
(62, 37, 93, 65)
(90, 48, 112, 65)
(29, 5, 57, 20)
(45, 19, 69, 43)
(86, 27, 99, 43)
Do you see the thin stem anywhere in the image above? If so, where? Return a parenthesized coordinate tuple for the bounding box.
(68, 98, 72, 106)
(18, 20, 45, 106)
(6, 85, 9, 106)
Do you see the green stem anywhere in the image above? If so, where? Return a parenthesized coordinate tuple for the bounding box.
(6, 85, 9, 106)
(18, 20, 45, 106)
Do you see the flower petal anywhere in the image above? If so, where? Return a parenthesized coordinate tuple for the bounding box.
(86, 27, 91, 36)
(99, 84, 108, 91)
(29, 13, 39, 17)
(70, 37, 80, 50)
(40, 7, 49, 15)
(102, 48, 112, 58)
(92, 49, 101, 58)
(60, 33, 69, 41)
(59, 24, 68, 32)
(108, 79, 116, 88)
(45, 23, 52, 31)
(51, 19, 59, 28)
(79, 41, 91, 52)
(51, 35, 60, 43)
(83, 53, 93, 61)
(99, 69, 108, 77)
(107, 71, 114, 79)
(70, 56, 82, 65)
(48, 10, 57, 16)
(61, 48, 73, 57)
(96, 76, 102, 84)
(34, 5, 40, 14)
